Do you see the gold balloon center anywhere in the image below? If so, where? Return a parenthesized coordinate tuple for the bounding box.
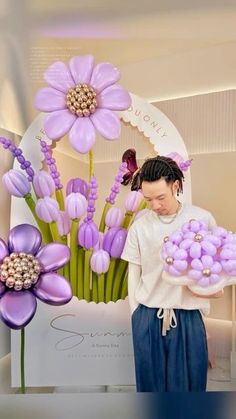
(194, 234, 203, 242)
(66, 83, 97, 117)
(0, 252, 41, 291)
(163, 236, 169, 243)
(166, 256, 174, 265)
(202, 268, 211, 277)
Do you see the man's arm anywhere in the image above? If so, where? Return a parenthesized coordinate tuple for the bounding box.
(128, 262, 141, 314)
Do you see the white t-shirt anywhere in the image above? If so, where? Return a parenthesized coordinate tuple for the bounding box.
(121, 203, 216, 315)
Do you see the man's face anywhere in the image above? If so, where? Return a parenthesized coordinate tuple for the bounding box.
(141, 178, 179, 215)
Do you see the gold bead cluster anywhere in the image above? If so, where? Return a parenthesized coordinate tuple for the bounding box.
(202, 268, 211, 277)
(165, 256, 174, 265)
(66, 83, 97, 117)
(0, 252, 41, 291)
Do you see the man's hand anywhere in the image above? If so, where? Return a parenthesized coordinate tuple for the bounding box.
(187, 287, 224, 299)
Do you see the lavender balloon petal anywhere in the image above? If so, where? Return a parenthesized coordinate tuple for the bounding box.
(33, 272, 72, 305)
(198, 277, 210, 287)
(8, 224, 42, 255)
(201, 255, 214, 268)
(188, 269, 202, 281)
(191, 259, 203, 271)
(103, 227, 121, 253)
(189, 242, 202, 259)
(0, 290, 37, 329)
(110, 228, 127, 258)
(173, 260, 188, 272)
(201, 241, 217, 256)
(211, 262, 222, 274)
(210, 274, 221, 284)
(36, 243, 70, 272)
(0, 239, 9, 263)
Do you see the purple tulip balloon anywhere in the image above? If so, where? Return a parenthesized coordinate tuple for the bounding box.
(0, 224, 72, 329)
(105, 207, 124, 228)
(125, 190, 143, 212)
(35, 196, 60, 222)
(78, 221, 99, 249)
(3, 169, 31, 197)
(66, 177, 89, 198)
(33, 170, 55, 197)
(103, 226, 127, 258)
(65, 192, 87, 219)
(90, 249, 110, 274)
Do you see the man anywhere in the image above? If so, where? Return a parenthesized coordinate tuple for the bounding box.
(121, 156, 222, 392)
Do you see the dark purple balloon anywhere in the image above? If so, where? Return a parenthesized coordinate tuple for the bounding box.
(0, 290, 37, 329)
(66, 177, 89, 198)
(8, 224, 42, 255)
(32, 272, 72, 305)
(78, 221, 99, 249)
(36, 242, 70, 272)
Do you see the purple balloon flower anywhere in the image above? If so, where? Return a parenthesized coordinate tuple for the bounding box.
(35, 196, 60, 223)
(180, 229, 221, 259)
(103, 226, 127, 258)
(93, 232, 104, 252)
(90, 249, 110, 274)
(189, 255, 222, 287)
(57, 211, 71, 236)
(166, 152, 192, 172)
(33, 170, 55, 198)
(65, 192, 87, 220)
(125, 190, 143, 212)
(2, 169, 31, 197)
(66, 177, 89, 198)
(78, 220, 99, 249)
(0, 224, 72, 329)
(161, 242, 188, 276)
(34, 54, 131, 154)
(220, 241, 236, 275)
(105, 207, 124, 228)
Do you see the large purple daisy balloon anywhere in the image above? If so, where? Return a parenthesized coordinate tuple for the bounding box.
(34, 54, 131, 154)
(0, 224, 72, 329)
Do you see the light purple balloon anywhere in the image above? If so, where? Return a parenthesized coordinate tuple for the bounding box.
(78, 221, 99, 249)
(189, 242, 201, 259)
(57, 211, 71, 236)
(33, 170, 55, 197)
(8, 224, 42, 255)
(105, 207, 124, 228)
(35, 196, 60, 223)
(90, 250, 110, 274)
(201, 241, 217, 256)
(3, 169, 31, 197)
(36, 242, 70, 272)
(125, 190, 143, 212)
(65, 192, 87, 220)
(103, 226, 127, 258)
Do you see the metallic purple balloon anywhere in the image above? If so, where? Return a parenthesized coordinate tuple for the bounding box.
(0, 239, 9, 262)
(36, 242, 70, 272)
(66, 177, 89, 198)
(32, 272, 72, 305)
(8, 224, 42, 255)
(0, 291, 37, 329)
(78, 221, 99, 249)
(0, 223, 72, 329)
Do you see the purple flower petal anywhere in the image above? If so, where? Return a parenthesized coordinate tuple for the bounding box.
(180, 238, 193, 250)
(8, 224, 42, 255)
(90, 62, 120, 93)
(0, 239, 9, 263)
(90, 109, 120, 140)
(44, 110, 77, 140)
(201, 241, 217, 256)
(198, 277, 210, 287)
(188, 269, 202, 281)
(0, 282, 6, 297)
(97, 84, 131, 111)
(211, 262, 222, 274)
(210, 274, 220, 284)
(69, 117, 96, 154)
(191, 259, 203, 271)
(201, 255, 213, 268)
(168, 266, 182, 276)
(36, 242, 70, 272)
(189, 242, 201, 258)
(173, 260, 188, 272)
(69, 55, 94, 84)
(32, 272, 72, 305)
(0, 290, 37, 329)
(44, 61, 75, 93)
(34, 87, 66, 112)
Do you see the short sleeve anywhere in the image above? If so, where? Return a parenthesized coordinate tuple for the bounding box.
(121, 224, 141, 265)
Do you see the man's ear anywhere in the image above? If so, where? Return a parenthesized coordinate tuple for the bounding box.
(173, 180, 180, 193)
